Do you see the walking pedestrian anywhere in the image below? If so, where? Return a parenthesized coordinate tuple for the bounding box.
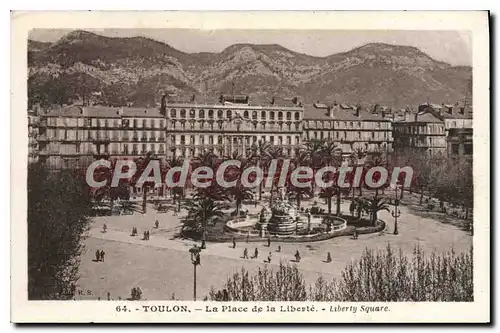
(277, 245, 281, 252)
(155, 220, 159, 229)
(95, 250, 101, 262)
(143, 231, 147, 240)
(246, 234, 249, 243)
(100, 249, 105, 262)
(326, 252, 332, 263)
(103, 223, 107, 233)
(232, 237, 236, 249)
(243, 248, 249, 259)
(252, 248, 259, 259)
(267, 252, 272, 263)
(353, 228, 358, 240)
(146, 230, 150, 240)
(267, 237, 271, 247)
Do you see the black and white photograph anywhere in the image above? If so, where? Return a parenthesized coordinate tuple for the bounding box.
(11, 11, 490, 323)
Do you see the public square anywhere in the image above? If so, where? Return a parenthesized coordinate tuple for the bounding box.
(76, 194, 472, 301)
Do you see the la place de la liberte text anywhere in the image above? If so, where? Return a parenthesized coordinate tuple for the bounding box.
(138, 304, 390, 314)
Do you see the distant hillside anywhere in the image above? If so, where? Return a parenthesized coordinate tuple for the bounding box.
(28, 30, 472, 109)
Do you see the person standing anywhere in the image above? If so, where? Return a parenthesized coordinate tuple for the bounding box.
(146, 230, 150, 240)
(267, 252, 272, 263)
(155, 220, 159, 229)
(267, 237, 271, 247)
(143, 231, 147, 240)
(295, 250, 301, 263)
(243, 248, 249, 259)
(100, 250, 105, 262)
(326, 252, 332, 263)
(232, 237, 236, 249)
(277, 245, 281, 253)
(95, 250, 101, 262)
(103, 223, 107, 233)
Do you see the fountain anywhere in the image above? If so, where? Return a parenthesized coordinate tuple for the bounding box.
(266, 187, 305, 235)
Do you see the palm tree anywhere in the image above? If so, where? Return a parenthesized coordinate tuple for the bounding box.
(350, 148, 367, 196)
(250, 140, 271, 201)
(134, 151, 155, 214)
(319, 187, 335, 215)
(365, 154, 387, 197)
(303, 138, 325, 168)
(183, 197, 225, 240)
(228, 183, 254, 215)
(287, 183, 312, 210)
(322, 139, 342, 167)
(350, 197, 367, 220)
(364, 196, 390, 226)
(167, 156, 185, 212)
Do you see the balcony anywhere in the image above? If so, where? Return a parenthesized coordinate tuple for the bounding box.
(132, 150, 139, 155)
(132, 137, 139, 141)
(93, 136, 111, 143)
(149, 137, 156, 142)
(140, 137, 148, 142)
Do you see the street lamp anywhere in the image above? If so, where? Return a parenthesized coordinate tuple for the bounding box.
(391, 184, 401, 235)
(189, 245, 201, 301)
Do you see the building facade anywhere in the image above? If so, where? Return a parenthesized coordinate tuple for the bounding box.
(163, 94, 304, 158)
(303, 103, 393, 157)
(28, 109, 39, 164)
(33, 95, 305, 169)
(393, 111, 447, 156)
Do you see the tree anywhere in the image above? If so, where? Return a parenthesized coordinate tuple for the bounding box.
(167, 156, 184, 211)
(364, 196, 390, 226)
(351, 197, 368, 219)
(250, 140, 271, 201)
(28, 164, 93, 299)
(228, 183, 254, 215)
(208, 246, 473, 301)
(183, 197, 225, 238)
(287, 183, 312, 210)
(133, 151, 157, 214)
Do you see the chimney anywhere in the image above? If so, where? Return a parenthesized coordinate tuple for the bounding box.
(271, 96, 275, 105)
(292, 97, 298, 105)
(404, 111, 408, 121)
(414, 113, 418, 122)
(191, 94, 196, 103)
(382, 110, 386, 119)
(327, 106, 333, 118)
(118, 107, 124, 116)
(80, 107, 85, 116)
(355, 106, 360, 117)
(460, 107, 465, 115)
(160, 94, 167, 115)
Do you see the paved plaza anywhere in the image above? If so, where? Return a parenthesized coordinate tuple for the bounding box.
(76, 198, 472, 300)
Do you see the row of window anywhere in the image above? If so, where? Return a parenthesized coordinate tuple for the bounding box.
(169, 121, 301, 131)
(307, 120, 386, 129)
(307, 131, 389, 140)
(169, 109, 301, 121)
(172, 135, 301, 146)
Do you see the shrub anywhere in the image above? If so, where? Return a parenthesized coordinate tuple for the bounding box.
(208, 245, 473, 302)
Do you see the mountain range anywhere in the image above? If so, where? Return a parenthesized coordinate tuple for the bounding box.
(28, 30, 472, 109)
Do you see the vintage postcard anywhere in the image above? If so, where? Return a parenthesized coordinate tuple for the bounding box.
(11, 11, 490, 323)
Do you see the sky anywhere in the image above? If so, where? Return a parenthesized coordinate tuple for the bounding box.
(29, 29, 472, 66)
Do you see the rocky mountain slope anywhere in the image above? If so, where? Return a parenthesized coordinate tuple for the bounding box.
(28, 30, 472, 109)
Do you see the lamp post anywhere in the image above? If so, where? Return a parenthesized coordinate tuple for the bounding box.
(391, 185, 401, 235)
(189, 245, 201, 301)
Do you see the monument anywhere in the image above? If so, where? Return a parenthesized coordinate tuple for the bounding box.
(266, 187, 304, 235)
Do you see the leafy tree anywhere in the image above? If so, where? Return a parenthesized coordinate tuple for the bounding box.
(28, 164, 93, 299)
